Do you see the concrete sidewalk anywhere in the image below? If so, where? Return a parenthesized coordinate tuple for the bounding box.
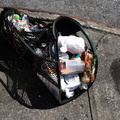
(0, 8, 120, 120)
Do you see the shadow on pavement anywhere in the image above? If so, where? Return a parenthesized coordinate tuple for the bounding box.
(110, 58, 120, 93)
(0, 34, 60, 109)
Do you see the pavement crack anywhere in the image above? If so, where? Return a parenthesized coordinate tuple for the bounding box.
(87, 90, 93, 120)
(95, 34, 106, 50)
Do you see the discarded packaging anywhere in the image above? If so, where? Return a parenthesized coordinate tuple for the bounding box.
(60, 74, 80, 98)
(60, 60, 85, 75)
(8, 14, 44, 32)
(34, 48, 43, 56)
(58, 35, 85, 53)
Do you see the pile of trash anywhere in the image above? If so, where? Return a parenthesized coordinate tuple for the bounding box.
(58, 35, 95, 98)
(7, 13, 44, 32)
(7, 13, 96, 99)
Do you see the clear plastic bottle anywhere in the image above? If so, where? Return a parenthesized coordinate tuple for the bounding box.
(34, 48, 43, 56)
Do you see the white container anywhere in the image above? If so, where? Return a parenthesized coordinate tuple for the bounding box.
(60, 60, 85, 74)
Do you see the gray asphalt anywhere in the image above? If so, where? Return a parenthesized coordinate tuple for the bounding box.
(0, 0, 120, 28)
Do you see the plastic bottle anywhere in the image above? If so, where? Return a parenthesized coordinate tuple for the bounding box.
(8, 14, 20, 30)
(34, 48, 43, 56)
